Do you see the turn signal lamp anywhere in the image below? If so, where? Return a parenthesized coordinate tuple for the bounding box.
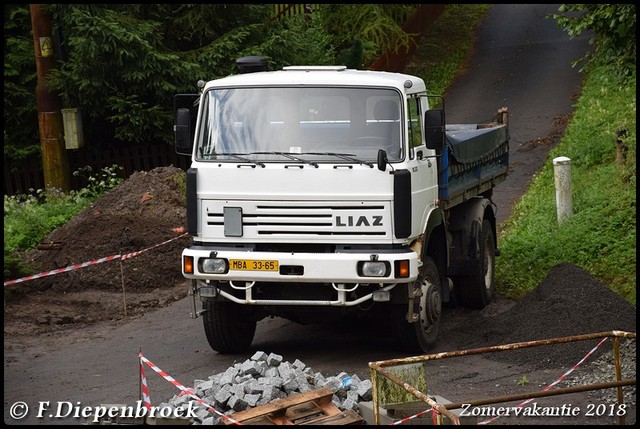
(183, 255, 194, 274)
(395, 260, 410, 278)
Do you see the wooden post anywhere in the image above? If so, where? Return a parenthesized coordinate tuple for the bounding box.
(30, 4, 70, 192)
(615, 128, 628, 168)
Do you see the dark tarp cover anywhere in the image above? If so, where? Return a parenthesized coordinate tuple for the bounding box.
(445, 124, 508, 164)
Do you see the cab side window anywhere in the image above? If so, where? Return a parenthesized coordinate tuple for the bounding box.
(407, 96, 424, 154)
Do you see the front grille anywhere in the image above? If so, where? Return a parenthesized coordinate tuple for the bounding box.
(202, 201, 391, 240)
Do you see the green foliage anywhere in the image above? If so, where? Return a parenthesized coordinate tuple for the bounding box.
(4, 165, 123, 280)
(6, 4, 634, 309)
(4, 4, 415, 164)
(496, 65, 636, 305)
(244, 13, 336, 69)
(47, 5, 198, 146)
(405, 4, 491, 96)
(550, 4, 636, 78)
(318, 4, 417, 68)
(3, 5, 39, 163)
(72, 164, 124, 199)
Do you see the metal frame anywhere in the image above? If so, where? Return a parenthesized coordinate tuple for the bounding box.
(369, 330, 636, 425)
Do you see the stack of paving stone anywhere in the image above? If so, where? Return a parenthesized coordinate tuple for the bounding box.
(161, 351, 374, 425)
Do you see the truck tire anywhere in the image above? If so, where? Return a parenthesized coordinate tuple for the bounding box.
(202, 300, 256, 354)
(395, 256, 442, 353)
(457, 219, 495, 309)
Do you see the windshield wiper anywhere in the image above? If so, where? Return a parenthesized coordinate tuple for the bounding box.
(215, 152, 265, 167)
(252, 152, 319, 168)
(305, 152, 374, 168)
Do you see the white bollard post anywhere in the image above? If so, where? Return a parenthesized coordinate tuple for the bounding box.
(553, 156, 573, 224)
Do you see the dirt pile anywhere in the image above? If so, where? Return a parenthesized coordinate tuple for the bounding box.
(4, 166, 190, 336)
(448, 263, 636, 368)
(19, 166, 189, 294)
(4, 166, 636, 358)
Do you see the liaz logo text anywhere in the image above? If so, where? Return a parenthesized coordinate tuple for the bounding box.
(335, 215, 383, 227)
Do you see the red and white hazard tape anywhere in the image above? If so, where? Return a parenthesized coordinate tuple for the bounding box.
(138, 352, 241, 425)
(388, 337, 609, 426)
(121, 233, 188, 260)
(3, 233, 188, 287)
(478, 337, 609, 425)
(390, 407, 433, 425)
(139, 354, 152, 410)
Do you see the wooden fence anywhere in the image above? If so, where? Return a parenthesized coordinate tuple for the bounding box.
(4, 143, 190, 196)
(273, 4, 316, 19)
(5, 4, 445, 196)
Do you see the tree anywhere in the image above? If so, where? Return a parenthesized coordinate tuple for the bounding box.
(319, 4, 416, 68)
(4, 5, 40, 164)
(4, 4, 419, 176)
(551, 4, 636, 78)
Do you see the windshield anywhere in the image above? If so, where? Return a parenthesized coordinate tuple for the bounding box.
(195, 87, 404, 163)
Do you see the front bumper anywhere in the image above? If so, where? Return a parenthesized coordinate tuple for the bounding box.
(182, 247, 419, 283)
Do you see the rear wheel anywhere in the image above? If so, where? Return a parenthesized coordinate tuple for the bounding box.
(395, 257, 442, 353)
(203, 300, 256, 354)
(457, 219, 495, 309)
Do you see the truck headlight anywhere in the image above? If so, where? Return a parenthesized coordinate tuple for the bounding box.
(200, 258, 228, 274)
(359, 261, 390, 277)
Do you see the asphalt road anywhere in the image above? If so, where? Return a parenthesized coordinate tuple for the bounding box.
(4, 4, 593, 425)
(444, 4, 591, 224)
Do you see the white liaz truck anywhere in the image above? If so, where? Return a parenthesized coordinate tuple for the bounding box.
(174, 56, 509, 354)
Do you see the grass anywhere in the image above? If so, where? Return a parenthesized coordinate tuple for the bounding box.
(496, 67, 636, 305)
(4, 6, 636, 308)
(3, 165, 124, 280)
(407, 5, 636, 306)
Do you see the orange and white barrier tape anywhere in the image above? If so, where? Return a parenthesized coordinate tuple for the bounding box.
(138, 352, 241, 425)
(4, 233, 188, 287)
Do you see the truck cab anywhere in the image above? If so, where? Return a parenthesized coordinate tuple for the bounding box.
(175, 57, 508, 354)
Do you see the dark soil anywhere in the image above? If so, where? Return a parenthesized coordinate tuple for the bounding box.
(441, 263, 636, 368)
(4, 166, 635, 350)
(3, 161, 636, 428)
(4, 166, 190, 336)
(3, 6, 635, 426)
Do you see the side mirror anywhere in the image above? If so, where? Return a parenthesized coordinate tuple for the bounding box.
(377, 149, 388, 171)
(174, 93, 199, 156)
(175, 108, 192, 155)
(425, 109, 445, 151)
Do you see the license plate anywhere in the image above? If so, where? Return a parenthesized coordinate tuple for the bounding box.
(229, 259, 279, 271)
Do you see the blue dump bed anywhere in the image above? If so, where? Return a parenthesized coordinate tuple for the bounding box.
(438, 122, 509, 209)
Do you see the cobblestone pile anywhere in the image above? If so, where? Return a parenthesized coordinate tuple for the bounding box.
(160, 351, 373, 425)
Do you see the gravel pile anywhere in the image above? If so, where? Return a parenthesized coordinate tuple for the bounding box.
(157, 263, 636, 425)
(158, 344, 636, 425)
(561, 338, 636, 408)
(159, 351, 373, 425)
(453, 263, 636, 369)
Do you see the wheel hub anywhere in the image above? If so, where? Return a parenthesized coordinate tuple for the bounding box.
(420, 278, 441, 328)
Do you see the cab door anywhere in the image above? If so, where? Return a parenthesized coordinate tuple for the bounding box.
(406, 95, 439, 237)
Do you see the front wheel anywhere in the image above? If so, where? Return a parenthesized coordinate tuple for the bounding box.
(202, 300, 256, 354)
(395, 257, 442, 353)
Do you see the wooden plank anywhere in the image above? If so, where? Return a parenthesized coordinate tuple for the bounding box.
(223, 387, 334, 423)
(223, 387, 364, 425)
(298, 409, 364, 426)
